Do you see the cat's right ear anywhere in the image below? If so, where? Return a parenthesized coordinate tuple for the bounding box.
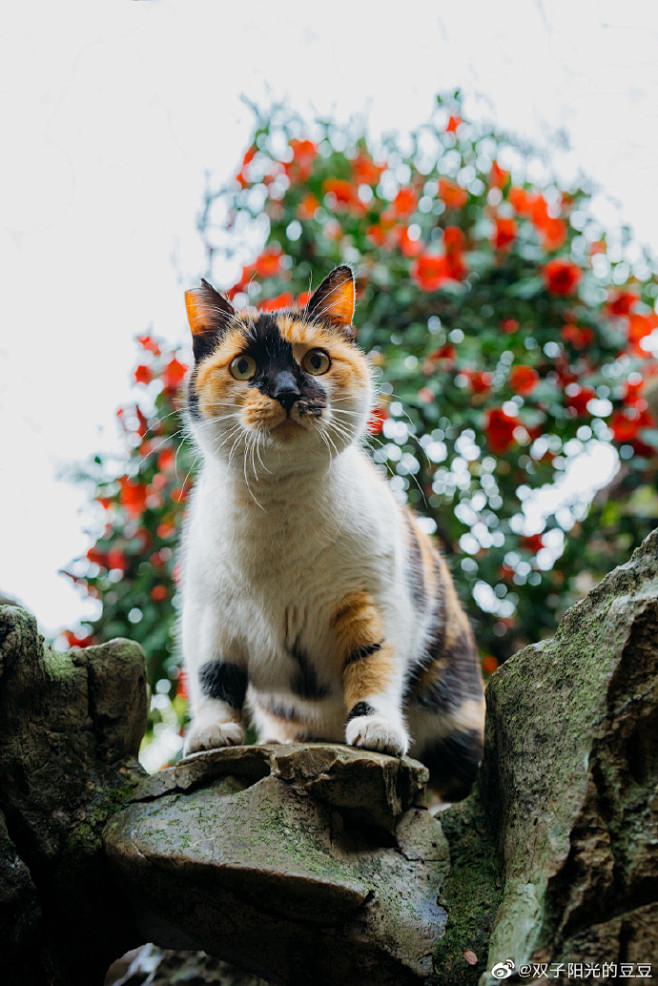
(185, 279, 236, 362)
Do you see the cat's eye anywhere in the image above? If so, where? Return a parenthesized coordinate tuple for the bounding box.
(230, 354, 257, 381)
(302, 348, 331, 375)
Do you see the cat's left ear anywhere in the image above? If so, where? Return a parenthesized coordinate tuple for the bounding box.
(306, 265, 355, 335)
(185, 279, 236, 362)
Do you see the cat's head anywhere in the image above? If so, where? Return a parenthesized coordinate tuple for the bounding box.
(184, 266, 373, 474)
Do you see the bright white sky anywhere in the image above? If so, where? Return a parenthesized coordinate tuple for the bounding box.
(1, 0, 657, 637)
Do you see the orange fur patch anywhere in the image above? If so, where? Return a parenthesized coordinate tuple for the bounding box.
(317, 278, 355, 327)
(184, 291, 207, 335)
(331, 590, 395, 705)
(343, 648, 396, 709)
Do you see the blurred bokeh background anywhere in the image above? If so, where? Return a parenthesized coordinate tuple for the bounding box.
(2, 0, 658, 768)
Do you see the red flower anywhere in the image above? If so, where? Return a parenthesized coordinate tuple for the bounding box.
(397, 226, 422, 257)
(63, 630, 96, 649)
(628, 312, 658, 354)
(163, 357, 188, 391)
(86, 547, 107, 567)
(366, 224, 388, 248)
(118, 476, 148, 517)
(254, 247, 283, 278)
(367, 405, 388, 435)
(609, 409, 642, 443)
(297, 290, 312, 307)
(606, 290, 639, 317)
(428, 343, 456, 363)
(438, 178, 467, 209)
(510, 365, 539, 395)
(393, 187, 417, 216)
(285, 139, 317, 182)
(530, 194, 550, 229)
(241, 144, 257, 169)
(259, 291, 294, 312)
(323, 178, 354, 207)
(137, 335, 160, 355)
(590, 240, 606, 255)
(151, 585, 168, 601)
(446, 115, 463, 133)
(235, 144, 258, 187)
(298, 193, 320, 219)
(481, 654, 499, 675)
(412, 255, 451, 292)
(464, 370, 493, 395)
(561, 323, 594, 350)
(565, 386, 596, 417)
(501, 319, 519, 334)
(444, 225, 466, 252)
(485, 408, 518, 453)
(522, 533, 544, 553)
(107, 548, 126, 572)
(489, 161, 509, 189)
(622, 375, 645, 406)
(158, 447, 176, 472)
(351, 153, 385, 186)
(134, 364, 152, 385)
(493, 217, 517, 250)
(544, 259, 582, 296)
(177, 667, 189, 701)
(418, 387, 435, 403)
(157, 520, 176, 539)
(541, 217, 567, 251)
(509, 186, 531, 215)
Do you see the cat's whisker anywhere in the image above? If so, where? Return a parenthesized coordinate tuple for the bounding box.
(253, 433, 271, 476)
(242, 434, 264, 511)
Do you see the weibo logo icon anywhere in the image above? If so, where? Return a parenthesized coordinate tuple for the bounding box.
(491, 959, 515, 979)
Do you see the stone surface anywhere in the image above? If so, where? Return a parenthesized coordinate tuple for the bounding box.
(3, 527, 658, 986)
(0, 605, 148, 986)
(474, 526, 658, 984)
(105, 743, 448, 986)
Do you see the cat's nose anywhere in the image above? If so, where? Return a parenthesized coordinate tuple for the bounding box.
(271, 370, 301, 411)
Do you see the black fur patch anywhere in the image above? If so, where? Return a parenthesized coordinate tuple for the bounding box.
(419, 729, 483, 801)
(254, 695, 299, 721)
(347, 701, 376, 722)
(404, 514, 427, 610)
(186, 366, 201, 420)
(289, 640, 330, 700)
(414, 630, 482, 711)
(193, 331, 221, 363)
(404, 561, 447, 698)
(343, 641, 382, 668)
(199, 661, 248, 709)
(242, 315, 328, 413)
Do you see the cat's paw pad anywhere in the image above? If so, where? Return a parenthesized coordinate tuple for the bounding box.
(346, 715, 409, 758)
(183, 721, 244, 756)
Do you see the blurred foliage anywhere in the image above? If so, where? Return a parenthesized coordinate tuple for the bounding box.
(63, 94, 658, 754)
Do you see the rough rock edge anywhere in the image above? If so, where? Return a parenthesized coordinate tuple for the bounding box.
(130, 742, 430, 831)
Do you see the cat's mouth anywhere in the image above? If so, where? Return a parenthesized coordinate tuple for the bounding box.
(270, 417, 306, 436)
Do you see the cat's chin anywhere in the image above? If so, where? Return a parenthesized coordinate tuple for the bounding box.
(269, 418, 309, 440)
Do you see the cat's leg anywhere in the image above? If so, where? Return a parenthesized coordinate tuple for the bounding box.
(332, 591, 409, 757)
(182, 602, 247, 755)
(406, 590, 485, 801)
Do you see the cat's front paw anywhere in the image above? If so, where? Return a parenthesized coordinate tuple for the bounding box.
(183, 720, 244, 756)
(346, 714, 409, 758)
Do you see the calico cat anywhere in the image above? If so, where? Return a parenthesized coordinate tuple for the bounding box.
(181, 265, 485, 800)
